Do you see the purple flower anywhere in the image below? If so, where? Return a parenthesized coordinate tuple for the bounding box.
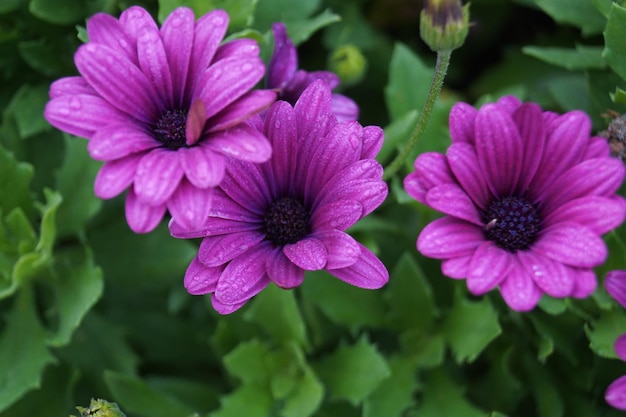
(404, 96, 626, 311)
(170, 81, 389, 314)
(605, 271, 626, 410)
(44, 6, 276, 233)
(267, 22, 359, 122)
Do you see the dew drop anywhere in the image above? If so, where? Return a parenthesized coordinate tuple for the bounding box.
(69, 97, 82, 110)
(212, 15, 225, 26)
(241, 63, 252, 72)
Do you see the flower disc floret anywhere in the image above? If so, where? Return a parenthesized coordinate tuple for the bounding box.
(44, 6, 277, 233)
(170, 81, 389, 314)
(404, 96, 626, 311)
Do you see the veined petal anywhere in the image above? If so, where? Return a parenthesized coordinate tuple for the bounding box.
(605, 270, 626, 308)
(195, 56, 265, 119)
(361, 125, 384, 159)
(606, 374, 626, 411)
(311, 199, 362, 231)
(315, 178, 387, 218)
(184, 257, 223, 294)
(543, 196, 626, 235)
(198, 231, 265, 267)
(495, 95, 522, 113)
(283, 237, 327, 270)
(211, 295, 249, 314)
(166, 178, 213, 231)
(332, 93, 359, 122)
(215, 38, 260, 61)
(404, 152, 455, 204)
(466, 241, 511, 295)
(475, 104, 523, 195)
(124, 187, 167, 233)
(137, 23, 173, 108)
(267, 22, 297, 89)
(87, 13, 136, 61)
(314, 230, 361, 269)
(160, 7, 194, 108)
(584, 136, 611, 159)
(512, 103, 546, 193)
(94, 153, 143, 199)
(294, 80, 334, 144)
(442, 255, 472, 279)
(207, 124, 272, 163)
(209, 90, 277, 133)
(119, 6, 158, 44)
(264, 101, 297, 193)
(134, 148, 184, 205)
(49, 76, 93, 98)
(215, 241, 273, 304)
(499, 258, 542, 312)
(532, 222, 607, 268)
(425, 183, 482, 226)
(87, 123, 157, 161)
(449, 102, 477, 144)
(220, 160, 271, 213)
(317, 159, 385, 207)
(518, 250, 574, 297)
(178, 145, 225, 188)
(446, 143, 491, 209)
(210, 188, 259, 221)
(570, 267, 597, 299)
(267, 248, 304, 288)
(328, 243, 388, 289)
(417, 217, 484, 259)
(44, 94, 131, 139)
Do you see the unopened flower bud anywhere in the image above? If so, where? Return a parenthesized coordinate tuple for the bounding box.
(420, 0, 470, 52)
(328, 44, 367, 86)
(72, 398, 126, 417)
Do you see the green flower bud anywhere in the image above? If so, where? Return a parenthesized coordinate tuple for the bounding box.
(420, 0, 470, 52)
(72, 398, 126, 417)
(328, 44, 367, 86)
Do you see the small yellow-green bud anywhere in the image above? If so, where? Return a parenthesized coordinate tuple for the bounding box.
(328, 44, 368, 86)
(420, 0, 470, 52)
(72, 398, 126, 417)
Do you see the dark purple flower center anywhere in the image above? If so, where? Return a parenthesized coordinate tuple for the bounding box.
(263, 197, 311, 246)
(483, 196, 541, 251)
(154, 109, 187, 150)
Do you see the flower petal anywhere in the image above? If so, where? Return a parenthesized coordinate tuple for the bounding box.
(361, 125, 384, 159)
(543, 196, 626, 235)
(49, 76, 93, 98)
(425, 183, 483, 226)
(87, 13, 136, 60)
(442, 255, 472, 279)
(332, 93, 360, 122)
(328, 243, 388, 289)
(446, 143, 491, 209)
(518, 250, 574, 297)
(124, 187, 167, 233)
(295, 80, 335, 144)
(267, 248, 304, 288)
(511, 103, 546, 193)
(87, 123, 157, 161)
(314, 230, 361, 269)
(449, 102, 477, 144)
(220, 160, 271, 212)
(466, 241, 511, 295)
(209, 90, 277, 133)
(264, 101, 297, 193)
(570, 267, 597, 299)
(166, 178, 213, 230)
(215, 242, 272, 304)
(207, 124, 272, 163)
(316, 159, 385, 210)
(311, 199, 362, 231)
(211, 295, 248, 314)
(499, 258, 542, 311)
(606, 374, 626, 411)
(605, 270, 626, 308)
(417, 217, 484, 259)
(584, 136, 611, 159)
(210, 188, 259, 221)
(134, 148, 184, 205)
(616, 333, 626, 362)
(94, 154, 143, 199)
(184, 257, 223, 295)
(136, 23, 173, 107)
(404, 152, 454, 204)
(198, 231, 265, 267)
(267, 22, 298, 89)
(178, 145, 225, 188)
(160, 6, 194, 107)
(532, 222, 607, 268)
(215, 38, 260, 61)
(283, 237, 327, 270)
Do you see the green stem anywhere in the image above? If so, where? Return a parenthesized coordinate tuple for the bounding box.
(383, 49, 452, 181)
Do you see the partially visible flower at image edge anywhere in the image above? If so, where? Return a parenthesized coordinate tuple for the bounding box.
(604, 270, 626, 410)
(404, 96, 626, 311)
(170, 80, 389, 314)
(44, 6, 276, 233)
(267, 22, 359, 122)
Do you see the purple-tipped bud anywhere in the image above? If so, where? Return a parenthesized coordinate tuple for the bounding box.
(420, 0, 470, 52)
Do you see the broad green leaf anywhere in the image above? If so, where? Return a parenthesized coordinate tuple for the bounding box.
(469, 347, 523, 412)
(362, 355, 419, 417)
(416, 369, 485, 417)
(0, 0, 23, 13)
(18, 37, 77, 77)
(286, 9, 341, 45)
(384, 43, 433, 121)
(300, 270, 386, 329)
(158, 0, 258, 30)
(0, 287, 56, 412)
(29, 0, 86, 25)
(523, 354, 564, 417)
(210, 384, 273, 417)
(314, 336, 390, 405)
(223, 339, 272, 384)
(603, 3, 626, 83)
(594, 0, 613, 17)
(528, 313, 580, 364)
(400, 332, 446, 368)
(45, 246, 103, 347)
(585, 309, 626, 359)
(612, 86, 626, 104)
(54, 136, 102, 239)
(523, 45, 606, 70)
(244, 284, 308, 347)
(385, 252, 436, 334)
(253, 0, 321, 32)
(280, 365, 323, 417)
(442, 293, 501, 363)
(536, 0, 606, 35)
(104, 371, 195, 417)
(0, 145, 34, 215)
(145, 377, 220, 413)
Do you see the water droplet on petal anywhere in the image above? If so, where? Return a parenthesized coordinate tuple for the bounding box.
(241, 63, 252, 72)
(69, 97, 82, 110)
(348, 133, 360, 149)
(212, 15, 225, 26)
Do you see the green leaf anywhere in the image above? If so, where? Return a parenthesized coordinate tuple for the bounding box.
(0, 287, 56, 412)
(536, 0, 606, 35)
(54, 136, 102, 239)
(442, 292, 501, 364)
(279, 365, 323, 417)
(253, 0, 321, 31)
(244, 284, 308, 347)
(223, 339, 272, 384)
(28, 0, 86, 25)
(612, 86, 626, 104)
(362, 355, 419, 417)
(146, 377, 220, 414)
(523, 45, 606, 70)
(210, 384, 273, 417)
(0, 0, 24, 13)
(104, 371, 195, 417)
(385, 252, 436, 334)
(528, 313, 581, 364)
(285, 9, 341, 45)
(45, 246, 103, 347)
(18, 37, 77, 77)
(0, 145, 34, 215)
(314, 336, 390, 405)
(300, 270, 386, 329)
(585, 309, 626, 359)
(384, 43, 433, 121)
(604, 3, 626, 83)
(523, 354, 564, 417)
(158, 0, 258, 30)
(378, 110, 418, 164)
(416, 369, 485, 417)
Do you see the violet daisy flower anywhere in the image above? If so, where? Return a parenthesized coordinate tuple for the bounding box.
(170, 80, 388, 314)
(604, 270, 626, 410)
(404, 96, 626, 311)
(44, 6, 276, 233)
(267, 22, 359, 122)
